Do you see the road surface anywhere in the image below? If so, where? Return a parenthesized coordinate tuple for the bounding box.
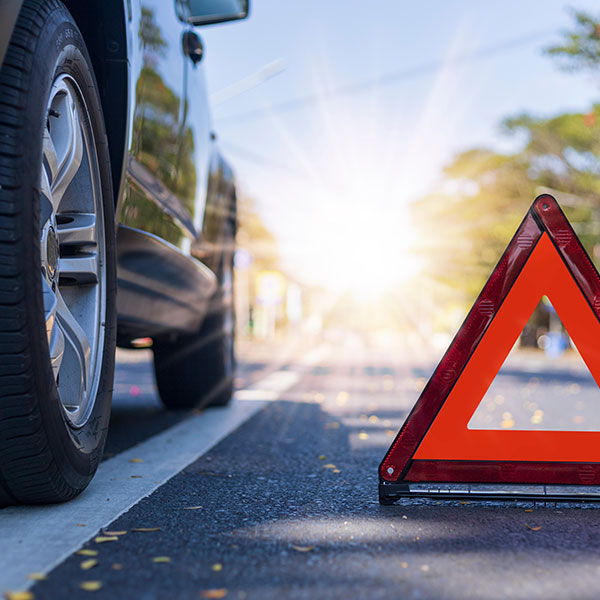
(1, 334, 600, 600)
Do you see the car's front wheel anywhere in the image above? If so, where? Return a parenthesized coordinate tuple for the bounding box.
(0, 0, 116, 505)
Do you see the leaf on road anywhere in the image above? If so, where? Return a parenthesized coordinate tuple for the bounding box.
(358, 432, 369, 440)
(318, 455, 326, 460)
(102, 531, 126, 536)
(401, 562, 408, 569)
(27, 573, 46, 581)
(323, 464, 336, 469)
(325, 422, 340, 429)
(368, 415, 379, 423)
(80, 559, 98, 571)
(458, 501, 470, 505)
(291, 545, 315, 552)
(525, 524, 542, 531)
(152, 557, 171, 563)
(79, 581, 102, 592)
(200, 590, 227, 599)
(77, 523, 86, 527)
(94, 536, 118, 543)
(4, 591, 34, 600)
(132, 527, 161, 532)
(128, 458, 143, 463)
(332, 469, 341, 474)
(211, 563, 223, 572)
(77, 550, 98, 557)
(385, 430, 395, 436)
(524, 509, 533, 513)
(130, 475, 143, 479)
(183, 506, 203, 510)
(112, 564, 123, 571)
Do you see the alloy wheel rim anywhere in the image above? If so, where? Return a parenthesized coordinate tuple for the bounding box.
(40, 74, 106, 429)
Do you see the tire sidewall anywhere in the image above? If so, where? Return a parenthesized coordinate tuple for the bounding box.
(22, 5, 116, 489)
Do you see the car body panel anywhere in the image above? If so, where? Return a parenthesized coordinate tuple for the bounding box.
(0, 0, 238, 343)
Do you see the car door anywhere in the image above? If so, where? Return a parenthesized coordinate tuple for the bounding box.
(116, 0, 217, 340)
(120, 0, 195, 249)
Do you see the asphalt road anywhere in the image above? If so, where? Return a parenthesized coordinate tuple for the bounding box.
(3, 335, 600, 600)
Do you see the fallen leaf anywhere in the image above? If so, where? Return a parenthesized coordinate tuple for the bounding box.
(77, 550, 98, 557)
(421, 565, 430, 572)
(4, 592, 34, 600)
(358, 432, 369, 440)
(183, 506, 203, 510)
(102, 530, 126, 536)
(94, 536, 118, 543)
(524, 509, 533, 513)
(128, 458, 143, 463)
(291, 545, 315, 552)
(401, 562, 408, 569)
(212, 563, 223, 572)
(130, 475, 143, 479)
(77, 523, 86, 527)
(112, 564, 123, 571)
(368, 415, 379, 423)
(402, 515, 408, 520)
(318, 455, 326, 460)
(152, 557, 171, 563)
(79, 581, 102, 591)
(200, 590, 227, 599)
(458, 501, 470, 505)
(332, 469, 341, 474)
(132, 527, 160, 532)
(27, 573, 46, 581)
(325, 422, 340, 429)
(385, 430, 395, 436)
(525, 524, 542, 531)
(323, 464, 336, 469)
(80, 559, 98, 571)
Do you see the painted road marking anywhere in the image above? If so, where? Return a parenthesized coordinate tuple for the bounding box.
(0, 361, 306, 593)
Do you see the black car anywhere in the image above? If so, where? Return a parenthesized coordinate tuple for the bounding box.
(0, 0, 248, 505)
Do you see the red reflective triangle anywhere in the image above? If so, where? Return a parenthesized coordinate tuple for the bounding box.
(380, 195, 600, 498)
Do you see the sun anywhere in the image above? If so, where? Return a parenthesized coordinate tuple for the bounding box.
(299, 195, 423, 300)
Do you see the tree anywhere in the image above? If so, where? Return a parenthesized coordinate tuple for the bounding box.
(413, 8, 600, 305)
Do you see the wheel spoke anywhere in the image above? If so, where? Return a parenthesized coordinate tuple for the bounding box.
(42, 128, 59, 190)
(57, 213, 96, 246)
(49, 88, 83, 208)
(56, 290, 91, 395)
(59, 253, 98, 284)
(43, 279, 64, 378)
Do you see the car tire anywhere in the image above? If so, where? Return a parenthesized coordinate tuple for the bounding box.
(0, 0, 116, 505)
(153, 221, 235, 410)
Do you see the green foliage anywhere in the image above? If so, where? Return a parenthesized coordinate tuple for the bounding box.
(414, 8, 600, 305)
(546, 9, 600, 71)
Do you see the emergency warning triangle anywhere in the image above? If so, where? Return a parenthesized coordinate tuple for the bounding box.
(380, 195, 600, 503)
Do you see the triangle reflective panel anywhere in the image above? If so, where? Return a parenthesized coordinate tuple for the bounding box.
(379, 195, 600, 504)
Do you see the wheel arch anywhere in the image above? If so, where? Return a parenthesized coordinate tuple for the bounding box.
(62, 0, 129, 209)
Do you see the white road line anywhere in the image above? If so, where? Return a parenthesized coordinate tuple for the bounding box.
(0, 363, 304, 593)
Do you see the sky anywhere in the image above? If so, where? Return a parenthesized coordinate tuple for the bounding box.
(199, 1, 600, 295)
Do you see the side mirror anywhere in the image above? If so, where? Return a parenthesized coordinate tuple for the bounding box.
(180, 0, 249, 26)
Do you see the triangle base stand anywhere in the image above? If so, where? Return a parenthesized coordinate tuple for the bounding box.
(379, 481, 600, 505)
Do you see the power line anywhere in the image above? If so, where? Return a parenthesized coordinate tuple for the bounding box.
(215, 30, 552, 126)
